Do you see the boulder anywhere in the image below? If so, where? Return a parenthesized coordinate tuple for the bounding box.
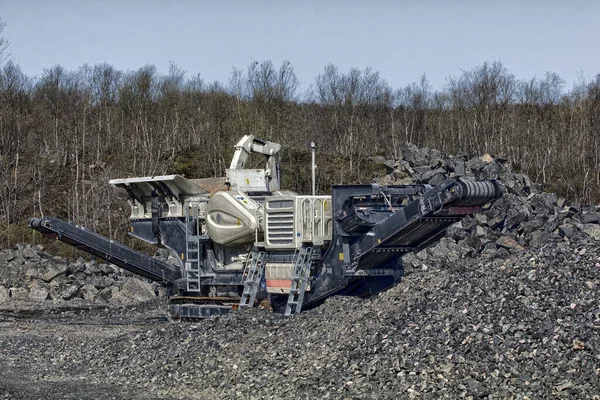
(83, 262, 102, 276)
(0, 250, 16, 263)
(98, 263, 119, 275)
(90, 275, 116, 290)
(8, 287, 29, 301)
(504, 204, 531, 230)
(428, 148, 442, 167)
(476, 226, 490, 238)
(25, 268, 39, 280)
(29, 288, 49, 301)
(529, 193, 557, 215)
(117, 278, 157, 303)
(496, 236, 526, 253)
(580, 211, 600, 224)
(60, 283, 82, 300)
(401, 253, 422, 271)
(453, 159, 467, 176)
(579, 223, 600, 240)
(40, 266, 66, 283)
(480, 242, 498, 256)
(0, 286, 9, 303)
(542, 213, 563, 233)
(81, 284, 99, 301)
(20, 245, 38, 260)
(96, 287, 113, 303)
(479, 160, 502, 179)
(402, 144, 429, 167)
(480, 153, 494, 164)
(382, 160, 396, 174)
(391, 169, 411, 181)
(559, 223, 579, 239)
(424, 169, 447, 186)
(519, 216, 545, 234)
(527, 231, 549, 248)
(466, 156, 488, 172)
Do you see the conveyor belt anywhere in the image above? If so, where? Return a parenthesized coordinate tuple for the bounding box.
(352, 180, 501, 269)
(29, 217, 182, 284)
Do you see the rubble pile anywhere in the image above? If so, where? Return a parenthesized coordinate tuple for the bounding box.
(378, 144, 600, 270)
(0, 245, 161, 305)
(2, 234, 599, 399)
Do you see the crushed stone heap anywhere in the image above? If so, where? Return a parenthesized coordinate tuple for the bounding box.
(1, 235, 598, 399)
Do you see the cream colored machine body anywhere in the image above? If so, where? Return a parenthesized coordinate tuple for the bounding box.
(109, 135, 332, 296)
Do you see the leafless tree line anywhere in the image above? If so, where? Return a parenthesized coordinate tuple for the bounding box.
(1, 56, 599, 247)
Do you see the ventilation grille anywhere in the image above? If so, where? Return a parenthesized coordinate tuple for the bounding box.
(266, 212, 295, 245)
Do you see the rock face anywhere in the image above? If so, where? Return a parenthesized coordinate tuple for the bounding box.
(0, 245, 160, 305)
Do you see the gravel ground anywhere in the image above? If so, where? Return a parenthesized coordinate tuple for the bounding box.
(2, 234, 599, 399)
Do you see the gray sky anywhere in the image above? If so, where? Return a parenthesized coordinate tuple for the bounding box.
(1, 0, 598, 91)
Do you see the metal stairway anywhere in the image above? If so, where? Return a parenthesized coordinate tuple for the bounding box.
(184, 239, 201, 292)
(239, 250, 266, 308)
(284, 246, 313, 316)
(184, 200, 203, 292)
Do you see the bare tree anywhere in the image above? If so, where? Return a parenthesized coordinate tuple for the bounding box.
(2, 57, 600, 248)
(0, 18, 10, 64)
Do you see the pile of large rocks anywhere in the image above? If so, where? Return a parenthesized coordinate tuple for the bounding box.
(378, 144, 600, 272)
(0, 244, 160, 305)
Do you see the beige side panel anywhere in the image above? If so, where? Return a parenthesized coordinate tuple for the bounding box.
(206, 191, 262, 245)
